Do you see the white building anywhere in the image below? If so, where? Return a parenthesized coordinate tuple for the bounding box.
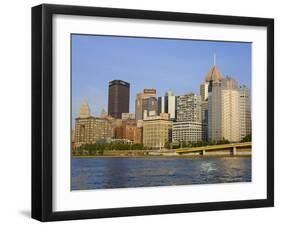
(176, 93, 201, 122)
(79, 101, 91, 118)
(171, 93, 207, 143)
(172, 121, 207, 143)
(221, 77, 240, 142)
(158, 91, 176, 120)
(121, 112, 135, 120)
(200, 82, 209, 101)
(207, 66, 241, 142)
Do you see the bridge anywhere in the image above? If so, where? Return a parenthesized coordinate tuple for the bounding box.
(176, 142, 251, 156)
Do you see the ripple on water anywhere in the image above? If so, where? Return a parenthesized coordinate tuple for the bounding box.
(71, 157, 251, 190)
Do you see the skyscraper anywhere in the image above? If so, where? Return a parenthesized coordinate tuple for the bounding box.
(142, 96, 158, 118)
(158, 91, 176, 121)
(200, 82, 209, 101)
(239, 85, 251, 140)
(135, 89, 157, 121)
(200, 82, 209, 125)
(176, 93, 201, 122)
(221, 77, 240, 142)
(207, 64, 241, 142)
(206, 65, 223, 141)
(172, 93, 206, 143)
(108, 80, 130, 119)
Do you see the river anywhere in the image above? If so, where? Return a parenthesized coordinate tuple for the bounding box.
(71, 156, 251, 190)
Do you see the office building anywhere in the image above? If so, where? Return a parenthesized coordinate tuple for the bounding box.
(239, 85, 251, 140)
(135, 89, 157, 121)
(74, 103, 114, 145)
(221, 77, 240, 142)
(207, 65, 223, 141)
(207, 65, 241, 142)
(200, 82, 209, 125)
(142, 96, 158, 118)
(176, 93, 201, 122)
(172, 93, 206, 143)
(172, 121, 207, 143)
(158, 91, 176, 121)
(115, 119, 142, 144)
(108, 80, 130, 119)
(142, 113, 172, 149)
(200, 82, 209, 101)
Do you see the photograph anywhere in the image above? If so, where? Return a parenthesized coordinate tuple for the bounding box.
(71, 34, 252, 190)
(30, 3, 274, 221)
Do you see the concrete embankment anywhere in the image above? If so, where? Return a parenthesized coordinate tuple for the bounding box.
(72, 147, 251, 158)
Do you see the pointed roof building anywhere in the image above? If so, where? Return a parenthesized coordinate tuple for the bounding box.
(205, 66, 223, 82)
(79, 101, 91, 118)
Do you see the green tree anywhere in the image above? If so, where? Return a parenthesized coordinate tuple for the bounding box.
(241, 134, 251, 142)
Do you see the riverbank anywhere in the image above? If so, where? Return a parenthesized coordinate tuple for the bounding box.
(72, 148, 251, 158)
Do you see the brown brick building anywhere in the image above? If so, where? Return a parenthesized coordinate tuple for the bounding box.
(115, 119, 142, 144)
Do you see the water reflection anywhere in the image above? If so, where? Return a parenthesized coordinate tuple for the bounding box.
(71, 157, 251, 190)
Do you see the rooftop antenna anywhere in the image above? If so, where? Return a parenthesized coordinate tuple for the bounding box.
(214, 53, 216, 66)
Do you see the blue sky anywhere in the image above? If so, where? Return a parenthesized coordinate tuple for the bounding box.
(72, 34, 251, 124)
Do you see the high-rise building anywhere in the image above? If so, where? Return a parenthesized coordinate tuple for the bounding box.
(207, 65, 241, 142)
(208, 81, 222, 141)
(108, 80, 130, 119)
(239, 85, 251, 140)
(176, 93, 201, 122)
(206, 66, 223, 141)
(200, 82, 209, 102)
(172, 93, 206, 143)
(143, 113, 172, 149)
(158, 91, 176, 121)
(221, 77, 240, 142)
(142, 96, 158, 118)
(135, 89, 157, 121)
(200, 82, 209, 126)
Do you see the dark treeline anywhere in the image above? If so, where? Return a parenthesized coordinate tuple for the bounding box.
(77, 143, 147, 151)
(165, 134, 251, 149)
(72, 135, 252, 155)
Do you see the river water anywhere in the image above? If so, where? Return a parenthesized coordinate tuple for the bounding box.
(71, 156, 251, 190)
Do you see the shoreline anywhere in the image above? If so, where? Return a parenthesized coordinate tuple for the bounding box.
(72, 144, 252, 159)
(71, 154, 252, 159)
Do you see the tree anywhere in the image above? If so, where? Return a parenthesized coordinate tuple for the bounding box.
(241, 134, 251, 142)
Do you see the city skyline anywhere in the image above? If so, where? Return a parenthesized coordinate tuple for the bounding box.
(72, 34, 251, 125)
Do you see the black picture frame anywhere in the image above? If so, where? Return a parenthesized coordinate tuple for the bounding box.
(32, 3, 274, 222)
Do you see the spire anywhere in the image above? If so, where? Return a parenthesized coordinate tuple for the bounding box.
(205, 65, 223, 82)
(79, 101, 91, 118)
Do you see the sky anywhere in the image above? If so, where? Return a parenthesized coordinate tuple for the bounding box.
(72, 34, 251, 125)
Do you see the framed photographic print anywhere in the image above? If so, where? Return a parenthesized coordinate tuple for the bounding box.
(32, 4, 274, 221)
